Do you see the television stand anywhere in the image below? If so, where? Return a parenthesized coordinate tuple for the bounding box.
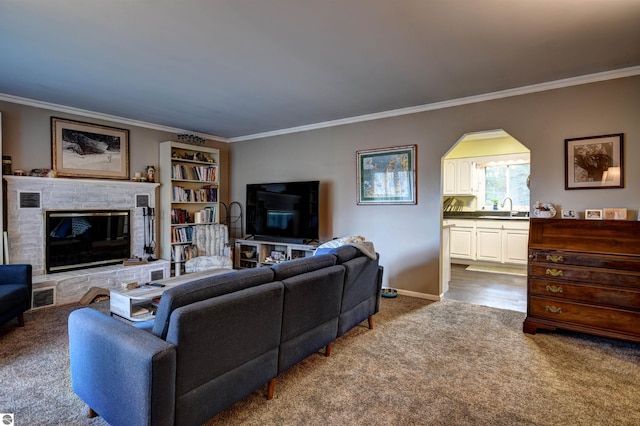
(234, 239, 318, 269)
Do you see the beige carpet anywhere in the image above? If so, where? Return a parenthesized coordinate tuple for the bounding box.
(466, 264, 527, 276)
(1, 296, 638, 425)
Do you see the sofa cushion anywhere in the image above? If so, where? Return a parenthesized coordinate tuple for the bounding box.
(152, 267, 274, 339)
(270, 254, 336, 281)
(340, 255, 380, 311)
(278, 265, 345, 372)
(167, 281, 284, 425)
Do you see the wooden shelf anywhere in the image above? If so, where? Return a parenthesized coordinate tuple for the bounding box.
(234, 239, 317, 269)
(160, 141, 221, 275)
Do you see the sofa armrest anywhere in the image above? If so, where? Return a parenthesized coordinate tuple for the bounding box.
(69, 308, 176, 426)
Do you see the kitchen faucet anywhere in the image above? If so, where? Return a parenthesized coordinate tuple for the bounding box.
(501, 197, 514, 216)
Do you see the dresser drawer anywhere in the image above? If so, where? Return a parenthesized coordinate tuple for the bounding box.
(529, 296, 640, 335)
(529, 264, 640, 289)
(529, 278, 640, 309)
(530, 250, 640, 272)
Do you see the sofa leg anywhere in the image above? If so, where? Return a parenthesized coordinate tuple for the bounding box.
(18, 313, 25, 327)
(88, 407, 98, 418)
(266, 378, 275, 400)
(368, 315, 374, 330)
(325, 342, 332, 357)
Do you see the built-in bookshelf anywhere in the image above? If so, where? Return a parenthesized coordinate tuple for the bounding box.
(159, 141, 220, 275)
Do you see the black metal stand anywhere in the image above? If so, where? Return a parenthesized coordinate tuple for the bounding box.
(143, 207, 156, 260)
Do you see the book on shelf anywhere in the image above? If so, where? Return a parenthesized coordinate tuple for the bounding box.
(172, 244, 197, 262)
(172, 185, 218, 203)
(172, 164, 217, 182)
(194, 206, 217, 223)
(171, 208, 192, 224)
(171, 226, 193, 243)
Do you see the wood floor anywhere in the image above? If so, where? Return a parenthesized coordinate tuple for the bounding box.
(444, 264, 527, 313)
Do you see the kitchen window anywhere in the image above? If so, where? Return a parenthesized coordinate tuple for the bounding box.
(476, 154, 530, 211)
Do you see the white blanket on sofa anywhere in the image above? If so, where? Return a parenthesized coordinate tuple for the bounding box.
(315, 235, 377, 260)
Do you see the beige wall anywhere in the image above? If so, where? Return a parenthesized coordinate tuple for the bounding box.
(1, 76, 638, 298)
(229, 76, 640, 298)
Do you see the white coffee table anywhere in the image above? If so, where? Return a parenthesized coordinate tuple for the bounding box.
(110, 268, 234, 321)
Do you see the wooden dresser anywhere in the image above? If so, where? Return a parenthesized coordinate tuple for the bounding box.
(524, 218, 640, 342)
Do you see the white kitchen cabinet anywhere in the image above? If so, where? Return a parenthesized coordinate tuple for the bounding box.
(443, 159, 477, 196)
(476, 221, 502, 262)
(448, 219, 476, 260)
(501, 226, 529, 264)
(447, 218, 529, 265)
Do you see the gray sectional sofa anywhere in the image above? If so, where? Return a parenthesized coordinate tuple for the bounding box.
(68, 245, 382, 426)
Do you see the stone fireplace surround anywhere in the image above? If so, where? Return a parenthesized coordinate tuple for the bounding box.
(4, 176, 170, 306)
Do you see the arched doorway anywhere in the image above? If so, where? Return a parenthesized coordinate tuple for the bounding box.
(440, 129, 531, 312)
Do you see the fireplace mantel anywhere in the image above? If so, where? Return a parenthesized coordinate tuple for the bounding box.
(4, 175, 159, 189)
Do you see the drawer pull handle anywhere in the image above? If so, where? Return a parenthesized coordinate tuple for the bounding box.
(546, 255, 564, 263)
(545, 285, 563, 294)
(545, 305, 563, 314)
(545, 268, 563, 277)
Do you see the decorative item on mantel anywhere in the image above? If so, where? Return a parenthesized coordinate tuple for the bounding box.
(2, 156, 12, 175)
(533, 201, 556, 218)
(146, 165, 155, 183)
(30, 168, 53, 177)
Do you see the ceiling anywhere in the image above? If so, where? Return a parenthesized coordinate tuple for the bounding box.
(1, 1, 639, 141)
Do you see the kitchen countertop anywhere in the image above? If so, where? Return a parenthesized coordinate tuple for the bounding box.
(443, 211, 530, 221)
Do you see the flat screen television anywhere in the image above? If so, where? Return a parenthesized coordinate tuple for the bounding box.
(246, 181, 319, 243)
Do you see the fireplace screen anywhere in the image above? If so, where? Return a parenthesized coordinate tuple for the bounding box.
(46, 210, 130, 273)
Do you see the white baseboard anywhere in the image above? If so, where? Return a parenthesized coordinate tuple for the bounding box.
(395, 288, 441, 301)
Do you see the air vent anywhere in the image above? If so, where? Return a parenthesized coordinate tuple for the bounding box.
(18, 191, 41, 209)
(32, 286, 56, 310)
(150, 269, 164, 281)
(136, 194, 150, 208)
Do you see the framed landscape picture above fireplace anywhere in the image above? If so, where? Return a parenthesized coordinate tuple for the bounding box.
(51, 117, 130, 179)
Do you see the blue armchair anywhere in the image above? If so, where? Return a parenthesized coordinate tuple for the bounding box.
(0, 264, 33, 326)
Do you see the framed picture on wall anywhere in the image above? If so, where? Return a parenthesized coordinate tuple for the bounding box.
(356, 145, 416, 205)
(564, 133, 623, 190)
(51, 117, 130, 179)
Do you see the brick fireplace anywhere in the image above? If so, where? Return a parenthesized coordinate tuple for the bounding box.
(4, 176, 170, 306)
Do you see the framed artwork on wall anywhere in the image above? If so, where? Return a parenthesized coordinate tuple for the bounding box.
(356, 145, 416, 205)
(564, 133, 623, 190)
(51, 117, 130, 179)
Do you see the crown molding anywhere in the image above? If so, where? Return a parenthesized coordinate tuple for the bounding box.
(0, 93, 229, 143)
(2, 66, 638, 144)
(229, 66, 640, 142)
